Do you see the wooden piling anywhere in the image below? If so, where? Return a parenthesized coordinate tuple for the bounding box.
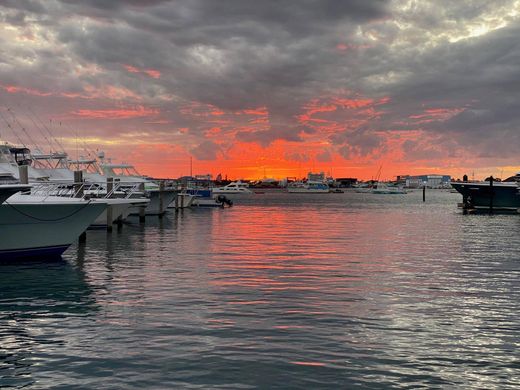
(138, 182, 146, 222)
(159, 181, 165, 218)
(106, 177, 114, 196)
(106, 205, 113, 232)
(139, 206, 146, 223)
(422, 186, 426, 202)
(74, 170, 84, 198)
(489, 176, 494, 214)
(73, 170, 86, 242)
(18, 165, 29, 184)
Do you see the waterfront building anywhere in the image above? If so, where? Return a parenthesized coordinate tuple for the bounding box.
(399, 174, 451, 188)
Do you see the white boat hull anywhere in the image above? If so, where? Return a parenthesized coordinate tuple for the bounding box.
(90, 198, 149, 228)
(0, 199, 106, 259)
(168, 193, 196, 209)
(130, 189, 177, 215)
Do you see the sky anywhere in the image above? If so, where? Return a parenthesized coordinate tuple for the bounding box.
(0, 0, 519, 180)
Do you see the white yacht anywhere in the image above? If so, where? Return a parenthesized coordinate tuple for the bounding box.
(97, 155, 177, 215)
(371, 182, 407, 194)
(0, 185, 106, 259)
(212, 180, 253, 196)
(287, 172, 330, 193)
(0, 144, 49, 182)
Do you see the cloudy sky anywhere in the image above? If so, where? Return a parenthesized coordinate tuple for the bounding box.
(1, 0, 519, 180)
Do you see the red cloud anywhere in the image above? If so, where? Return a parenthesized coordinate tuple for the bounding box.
(123, 64, 161, 79)
(409, 107, 465, 123)
(143, 69, 161, 79)
(1, 84, 52, 97)
(72, 105, 159, 119)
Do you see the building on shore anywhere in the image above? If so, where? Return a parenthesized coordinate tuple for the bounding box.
(397, 175, 451, 188)
(335, 177, 358, 188)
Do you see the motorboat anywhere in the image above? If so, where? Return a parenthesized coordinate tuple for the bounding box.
(168, 191, 196, 209)
(97, 155, 177, 215)
(371, 182, 407, 194)
(287, 173, 330, 193)
(0, 185, 106, 259)
(0, 144, 49, 182)
(287, 181, 330, 193)
(212, 180, 253, 196)
(450, 174, 520, 211)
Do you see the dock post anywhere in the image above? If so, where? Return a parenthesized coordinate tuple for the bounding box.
(461, 174, 469, 212)
(18, 165, 29, 184)
(139, 182, 146, 223)
(106, 205, 113, 232)
(159, 181, 165, 218)
(489, 176, 494, 214)
(73, 170, 86, 242)
(175, 189, 180, 211)
(79, 231, 87, 243)
(106, 177, 114, 197)
(106, 177, 114, 232)
(422, 186, 426, 202)
(74, 170, 84, 198)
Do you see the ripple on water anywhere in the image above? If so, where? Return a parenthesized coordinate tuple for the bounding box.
(1, 191, 520, 389)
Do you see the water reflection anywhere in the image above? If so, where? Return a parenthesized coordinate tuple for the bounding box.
(0, 248, 97, 388)
(1, 191, 519, 388)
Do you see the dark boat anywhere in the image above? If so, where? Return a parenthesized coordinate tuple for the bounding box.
(450, 174, 520, 211)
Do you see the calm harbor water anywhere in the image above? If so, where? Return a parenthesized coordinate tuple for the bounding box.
(1, 190, 520, 389)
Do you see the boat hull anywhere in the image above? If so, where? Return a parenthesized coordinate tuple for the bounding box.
(168, 193, 196, 209)
(192, 197, 223, 207)
(450, 182, 520, 210)
(130, 189, 177, 215)
(90, 198, 149, 228)
(0, 201, 106, 259)
(287, 188, 330, 193)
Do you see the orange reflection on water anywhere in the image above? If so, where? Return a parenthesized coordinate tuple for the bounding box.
(290, 361, 327, 367)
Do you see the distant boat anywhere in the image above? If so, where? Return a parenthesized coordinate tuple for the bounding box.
(371, 182, 407, 194)
(450, 174, 520, 211)
(287, 172, 330, 193)
(212, 180, 253, 196)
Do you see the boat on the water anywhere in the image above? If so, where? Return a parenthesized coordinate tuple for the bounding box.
(0, 185, 106, 259)
(450, 174, 520, 211)
(287, 172, 330, 193)
(212, 180, 253, 196)
(371, 182, 407, 194)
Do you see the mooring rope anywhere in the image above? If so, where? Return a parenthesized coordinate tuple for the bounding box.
(3, 199, 95, 222)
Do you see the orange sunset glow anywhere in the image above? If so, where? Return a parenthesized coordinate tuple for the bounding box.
(1, 1, 519, 181)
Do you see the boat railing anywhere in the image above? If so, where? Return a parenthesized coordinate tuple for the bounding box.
(28, 181, 144, 200)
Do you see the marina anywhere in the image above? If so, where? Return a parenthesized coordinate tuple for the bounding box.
(2, 190, 520, 388)
(2, 1, 520, 388)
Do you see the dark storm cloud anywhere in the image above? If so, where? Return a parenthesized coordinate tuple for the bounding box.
(190, 139, 220, 160)
(1, 0, 520, 164)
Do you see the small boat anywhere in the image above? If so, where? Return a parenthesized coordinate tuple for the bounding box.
(371, 182, 407, 194)
(287, 172, 330, 193)
(212, 180, 253, 196)
(168, 191, 196, 209)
